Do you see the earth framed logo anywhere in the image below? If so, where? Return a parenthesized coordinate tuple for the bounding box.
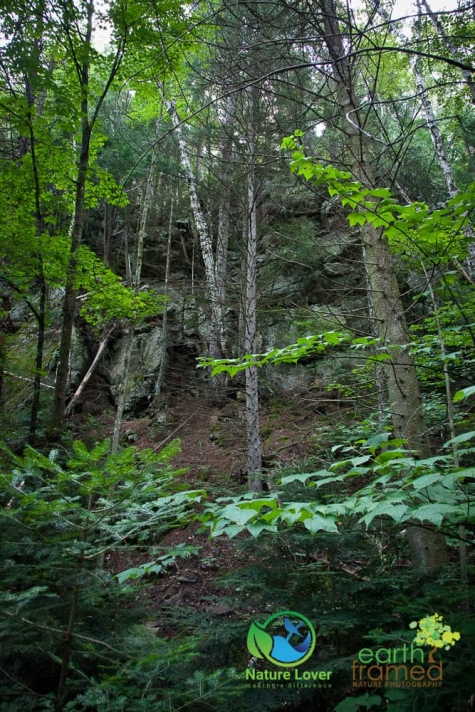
(247, 610, 316, 667)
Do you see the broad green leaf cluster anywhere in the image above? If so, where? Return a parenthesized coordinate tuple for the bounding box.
(202, 432, 475, 538)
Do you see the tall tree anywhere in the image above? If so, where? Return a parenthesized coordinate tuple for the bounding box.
(50, 0, 128, 435)
(243, 86, 263, 491)
(312, 0, 447, 572)
(166, 98, 226, 362)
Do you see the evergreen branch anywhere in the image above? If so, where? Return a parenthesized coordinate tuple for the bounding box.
(2, 610, 127, 656)
(0, 666, 52, 699)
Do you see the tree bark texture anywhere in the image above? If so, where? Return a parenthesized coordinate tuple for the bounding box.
(166, 99, 225, 359)
(419, 0, 475, 104)
(244, 89, 263, 492)
(155, 196, 174, 398)
(29, 274, 46, 444)
(51, 122, 91, 434)
(50, 0, 94, 435)
(216, 94, 235, 352)
(320, 0, 447, 573)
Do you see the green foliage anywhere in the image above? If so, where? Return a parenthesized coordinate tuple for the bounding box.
(115, 542, 199, 582)
(0, 438, 205, 708)
(76, 245, 168, 326)
(281, 133, 475, 265)
(202, 431, 475, 538)
(454, 385, 475, 402)
(199, 331, 350, 377)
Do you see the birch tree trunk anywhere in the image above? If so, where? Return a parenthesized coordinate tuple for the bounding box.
(244, 89, 263, 492)
(377, 1, 457, 198)
(419, 0, 475, 104)
(166, 99, 225, 360)
(216, 95, 235, 354)
(321, 0, 447, 573)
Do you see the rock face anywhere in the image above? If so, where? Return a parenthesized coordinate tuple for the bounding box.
(108, 325, 164, 411)
(3, 211, 368, 424)
(81, 214, 365, 412)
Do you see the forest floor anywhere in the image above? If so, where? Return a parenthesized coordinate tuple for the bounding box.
(73, 378, 350, 631)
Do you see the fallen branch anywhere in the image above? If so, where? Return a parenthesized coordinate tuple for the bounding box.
(64, 325, 115, 418)
(4, 371, 54, 389)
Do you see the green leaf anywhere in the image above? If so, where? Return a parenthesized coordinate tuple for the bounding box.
(410, 473, 443, 489)
(219, 505, 256, 525)
(116, 566, 147, 583)
(242, 498, 278, 512)
(218, 524, 244, 538)
(454, 385, 475, 402)
(347, 212, 366, 227)
(280, 470, 333, 485)
(361, 503, 409, 526)
(444, 430, 475, 447)
(247, 621, 274, 659)
(303, 515, 339, 533)
(410, 503, 458, 526)
(247, 523, 277, 536)
(335, 693, 382, 711)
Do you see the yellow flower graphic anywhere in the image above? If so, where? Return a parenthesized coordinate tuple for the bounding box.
(409, 613, 461, 651)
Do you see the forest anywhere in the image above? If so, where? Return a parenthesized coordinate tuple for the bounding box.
(0, 0, 475, 709)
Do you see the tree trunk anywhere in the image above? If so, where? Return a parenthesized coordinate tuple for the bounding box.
(50, 1, 94, 436)
(55, 546, 83, 712)
(26, 90, 47, 445)
(244, 89, 263, 492)
(166, 99, 224, 360)
(216, 94, 235, 353)
(112, 115, 160, 452)
(50, 124, 91, 435)
(64, 325, 114, 419)
(112, 326, 134, 454)
(29, 273, 46, 445)
(154, 196, 174, 398)
(362, 243, 386, 422)
(49, 0, 125, 436)
(419, 0, 475, 104)
(321, 0, 447, 573)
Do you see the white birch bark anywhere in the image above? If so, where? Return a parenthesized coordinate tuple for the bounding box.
(166, 99, 224, 358)
(378, 1, 458, 197)
(244, 88, 263, 491)
(216, 94, 235, 351)
(419, 0, 475, 104)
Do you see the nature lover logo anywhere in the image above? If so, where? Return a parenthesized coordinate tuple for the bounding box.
(247, 610, 316, 667)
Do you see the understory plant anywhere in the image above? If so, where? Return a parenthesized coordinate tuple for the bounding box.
(0, 438, 204, 711)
